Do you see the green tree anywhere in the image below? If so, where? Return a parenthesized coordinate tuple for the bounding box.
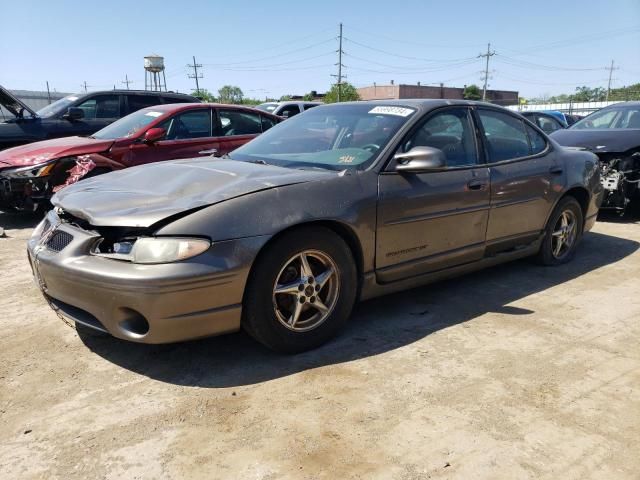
(302, 91, 318, 101)
(218, 85, 244, 104)
(462, 84, 482, 100)
(324, 82, 360, 103)
(279, 94, 293, 101)
(572, 86, 606, 102)
(608, 83, 640, 101)
(191, 88, 216, 102)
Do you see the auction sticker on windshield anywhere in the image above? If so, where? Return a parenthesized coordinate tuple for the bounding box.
(145, 111, 163, 117)
(368, 106, 414, 117)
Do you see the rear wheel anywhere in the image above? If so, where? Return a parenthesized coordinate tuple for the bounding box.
(243, 227, 357, 353)
(537, 196, 583, 265)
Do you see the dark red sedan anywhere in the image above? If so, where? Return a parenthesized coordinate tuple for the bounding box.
(0, 103, 281, 211)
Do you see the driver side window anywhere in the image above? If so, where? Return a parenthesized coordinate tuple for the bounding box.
(402, 108, 478, 167)
(158, 109, 212, 140)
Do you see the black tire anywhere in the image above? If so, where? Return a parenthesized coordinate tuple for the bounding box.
(243, 226, 357, 353)
(536, 196, 584, 266)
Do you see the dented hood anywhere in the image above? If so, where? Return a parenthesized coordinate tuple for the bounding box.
(551, 128, 640, 153)
(0, 136, 114, 168)
(52, 158, 331, 227)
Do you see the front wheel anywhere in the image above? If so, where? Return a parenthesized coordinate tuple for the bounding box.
(242, 227, 357, 353)
(536, 196, 583, 265)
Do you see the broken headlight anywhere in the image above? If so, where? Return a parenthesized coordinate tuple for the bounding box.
(0, 160, 57, 179)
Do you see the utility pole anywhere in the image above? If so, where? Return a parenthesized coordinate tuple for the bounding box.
(121, 74, 132, 90)
(81, 81, 89, 93)
(605, 60, 618, 102)
(187, 56, 203, 94)
(331, 23, 346, 102)
(478, 43, 496, 101)
(45, 81, 52, 104)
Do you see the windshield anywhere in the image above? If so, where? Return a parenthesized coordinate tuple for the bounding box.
(230, 103, 416, 171)
(92, 108, 166, 140)
(255, 103, 278, 113)
(571, 105, 640, 130)
(36, 95, 80, 118)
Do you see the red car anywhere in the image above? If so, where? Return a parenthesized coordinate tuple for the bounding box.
(0, 103, 281, 211)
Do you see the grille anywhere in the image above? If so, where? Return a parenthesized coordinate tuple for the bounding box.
(46, 231, 74, 252)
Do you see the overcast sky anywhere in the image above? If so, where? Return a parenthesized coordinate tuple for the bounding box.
(2, 0, 639, 99)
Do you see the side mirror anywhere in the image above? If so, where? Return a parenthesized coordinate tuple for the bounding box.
(280, 111, 290, 119)
(143, 127, 166, 144)
(63, 107, 84, 121)
(394, 146, 446, 173)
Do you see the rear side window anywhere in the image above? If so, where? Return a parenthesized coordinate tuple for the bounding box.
(526, 125, 547, 154)
(161, 96, 192, 104)
(127, 95, 162, 113)
(536, 115, 562, 134)
(261, 115, 277, 132)
(278, 104, 301, 118)
(478, 110, 531, 162)
(304, 104, 319, 111)
(218, 109, 263, 135)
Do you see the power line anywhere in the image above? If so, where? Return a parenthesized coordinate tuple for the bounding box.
(187, 56, 203, 94)
(478, 43, 496, 100)
(344, 37, 475, 63)
(201, 38, 335, 67)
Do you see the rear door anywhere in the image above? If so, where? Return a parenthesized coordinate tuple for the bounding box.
(376, 106, 491, 282)
(127, 107, 220, 165)
(215, 108, 264, 156)
(70, 94, 123, 135)
(475, 107, 562, 252)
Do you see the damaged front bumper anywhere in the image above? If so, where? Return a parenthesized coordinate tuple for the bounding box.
(0, 160, 57, 210)
(27, 210, 268, 344)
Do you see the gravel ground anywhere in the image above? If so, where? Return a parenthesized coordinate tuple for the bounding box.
(0, 212, 639, 479)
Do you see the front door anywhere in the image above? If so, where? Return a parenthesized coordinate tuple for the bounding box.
(127, 108, 221, 166)
(376, 106, 490, 283)
(67, 94, 123, 137)
(475, 108, 562, 251)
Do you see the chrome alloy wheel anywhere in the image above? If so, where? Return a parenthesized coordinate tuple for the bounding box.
(551, 209, 577, 259)
(272, 250, 340, 332)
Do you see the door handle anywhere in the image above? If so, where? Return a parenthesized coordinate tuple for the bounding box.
(467, 180, 486, 191)
(198, 149, 218, 156)
(549, 166, 563, 175)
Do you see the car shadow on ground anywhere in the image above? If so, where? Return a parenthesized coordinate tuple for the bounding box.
(78, 230, 639, 388)
(0, 211, 42, 234)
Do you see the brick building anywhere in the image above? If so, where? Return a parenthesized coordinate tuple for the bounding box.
(356, 82, 518, 106)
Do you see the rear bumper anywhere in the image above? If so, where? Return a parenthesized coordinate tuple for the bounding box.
(28, 212, 268, 343)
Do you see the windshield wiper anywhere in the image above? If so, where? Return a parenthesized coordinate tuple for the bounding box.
(247, 159, 270, 165)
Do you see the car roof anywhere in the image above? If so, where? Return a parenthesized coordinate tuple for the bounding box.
(138, 102, 281, 116)
(329, 99, 508, 110)
(80, 90, 196, 97)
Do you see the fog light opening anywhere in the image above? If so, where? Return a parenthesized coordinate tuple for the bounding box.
(118, 308, 149, 337)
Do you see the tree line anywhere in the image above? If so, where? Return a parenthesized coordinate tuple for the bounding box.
(191, 83, 361, 104)
(528, 83, 640, 104)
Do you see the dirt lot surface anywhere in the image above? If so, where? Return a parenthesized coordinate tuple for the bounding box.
(0, 213, 639, 479)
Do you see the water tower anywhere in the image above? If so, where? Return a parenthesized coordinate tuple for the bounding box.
(144, 54, 167, 92)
